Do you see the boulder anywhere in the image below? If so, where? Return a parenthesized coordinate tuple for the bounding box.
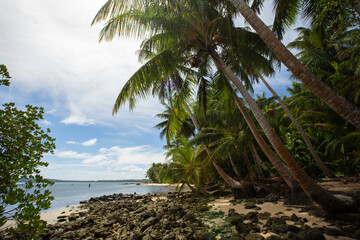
(245, 233, 264, 240)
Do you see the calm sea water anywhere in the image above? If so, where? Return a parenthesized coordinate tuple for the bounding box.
(16, 182, 176, 212)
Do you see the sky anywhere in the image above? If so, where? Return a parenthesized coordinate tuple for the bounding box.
(0, 0, 304, 180)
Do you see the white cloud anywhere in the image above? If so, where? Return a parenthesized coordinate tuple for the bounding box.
(81, 138, 98, 146)
(41, 119, 53, 126)
(65, 138, 98, 147)
(81, 145, 165, 166)
(46, 145, 165, 180)
(55, 145, 165, 166)
(60, 114, 95, 126)
(55, 150, 90, 159)
(0, 0, 164, 130)
(119, 165, 145, 172)
(41, 164, 148, 180)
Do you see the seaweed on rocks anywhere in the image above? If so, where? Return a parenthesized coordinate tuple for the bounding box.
(35, 192, 212, 240)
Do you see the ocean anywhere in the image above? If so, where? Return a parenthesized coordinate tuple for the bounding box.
(17, 182, 176, 212)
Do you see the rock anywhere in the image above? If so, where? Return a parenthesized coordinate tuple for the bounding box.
(236, 222, 260, 235)
(68, 214, 79, 221)
(264, 217, 286, 229)
(265, 235, 281, 240)
(287, 225, 301, 233)
(290, 213, 299, 222)
(80, 200, 87, 204)
(272, 224, 289, 234)
(228, 208, 237, 216)
(245, 201, 257, 209)
(134, 194, 142, 199)
(229, 215, 244, 225)
(140, 217, 158, 231)
(304, 229, 326, 240)
(264, 217, 290, 234)
(245, 212, 258, 221)
(245, 233, 264, 240)
(163, 232, 175, 240)
(258, 212, 271, 220)
(294, 219, 304, 225)
(280, 232, 301, 240)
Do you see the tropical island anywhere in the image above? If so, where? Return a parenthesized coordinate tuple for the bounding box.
(1, 0, 360, 239)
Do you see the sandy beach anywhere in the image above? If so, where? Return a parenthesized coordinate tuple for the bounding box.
(206, 197, 356, 240)
(2, 188, 360, 239)
(41, 205, 88, 225)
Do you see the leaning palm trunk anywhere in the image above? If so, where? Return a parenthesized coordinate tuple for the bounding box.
(249, 141, 274, 178)
(249, 142, 265, 178)
(260, 76, 337, 178)
(210, 48, 354, 213)
(229, 154, 242, 179)
(229, 0, 360, 129)
(242, 149, 256, 180)
(186, 182, 197, 192)
(233, 92, 295, 189)
(232, 91, 311, 204)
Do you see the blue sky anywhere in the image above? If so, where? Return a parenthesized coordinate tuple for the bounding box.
(0, 0, 302, 180)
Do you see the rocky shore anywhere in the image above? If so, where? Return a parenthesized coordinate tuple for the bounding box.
(2, 192, 360, 239)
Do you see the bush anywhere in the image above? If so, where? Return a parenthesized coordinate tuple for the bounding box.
(0, 65, 56, 238)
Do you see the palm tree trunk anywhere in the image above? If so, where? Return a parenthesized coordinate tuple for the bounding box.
(186, 182, 196, 192)
(242, 149, 256, 180)
(229, 154, 242, 179)
(248, 142, 265, 178)
(260, 76, 337, 178)
(232, 92, 295, 188)
(233, 91, 310, 204)
(211, 156, 242, 188)
(210, 48, 354, 213)
(253, 155, 264, 179)
(229, 0, 360, 129)
(249, 141, 274, 178)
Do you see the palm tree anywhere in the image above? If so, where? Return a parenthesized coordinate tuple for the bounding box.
(210, 47, 355, 212)
(226, 0, 360, 129)
(93, 0, 357, 213)
(163, 136, 205, 192)
(154, 102, 195, 146)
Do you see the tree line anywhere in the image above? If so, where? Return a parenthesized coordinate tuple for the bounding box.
(94, 0, 360, 218)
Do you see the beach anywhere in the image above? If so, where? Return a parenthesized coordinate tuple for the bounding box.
(2, 181, 360, 239)
(28, 192, 360, 239)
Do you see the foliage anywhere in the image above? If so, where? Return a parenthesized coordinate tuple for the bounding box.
(94, 0, 360, 194)
(162, 137, 206, 192)
(0, 65, 10, 86)
(146, 163, 167, 183)
(0, 66, 56, 238)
